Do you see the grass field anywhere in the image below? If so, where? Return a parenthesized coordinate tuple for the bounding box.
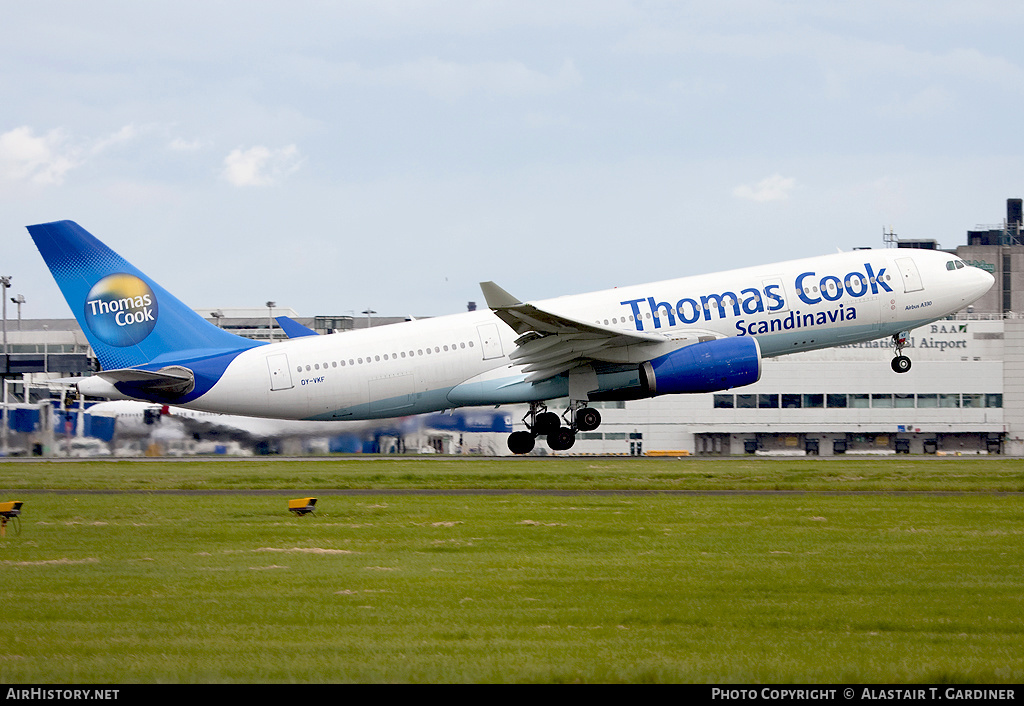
(2, 455, 1024, 492)
(1, 457, 1022, 683)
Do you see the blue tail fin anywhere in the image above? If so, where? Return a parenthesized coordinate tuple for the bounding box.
(275, 315, 319, 338)
(28, 220, 261, 372)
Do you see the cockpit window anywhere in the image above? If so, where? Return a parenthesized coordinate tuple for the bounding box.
(955, 260, 965, 269)
(946, 261, 956, 270)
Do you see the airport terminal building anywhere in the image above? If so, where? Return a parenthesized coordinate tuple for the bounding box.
(3, 199, 1023, 457)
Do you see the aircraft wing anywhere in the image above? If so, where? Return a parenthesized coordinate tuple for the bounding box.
(481, 281, 692, 383)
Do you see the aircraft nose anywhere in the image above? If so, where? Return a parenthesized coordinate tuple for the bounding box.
(976, 266, 995, 292)
(967, 265, 995, 302)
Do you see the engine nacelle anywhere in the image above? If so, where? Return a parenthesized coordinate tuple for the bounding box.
(639, 336, 761, 396)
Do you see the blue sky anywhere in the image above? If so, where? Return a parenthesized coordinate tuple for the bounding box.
(3, 1, 1022, 319)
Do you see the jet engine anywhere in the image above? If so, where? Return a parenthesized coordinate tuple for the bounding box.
(639, 336, 761, 397)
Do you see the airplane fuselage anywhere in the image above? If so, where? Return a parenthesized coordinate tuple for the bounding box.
(193, 248, 992, 421)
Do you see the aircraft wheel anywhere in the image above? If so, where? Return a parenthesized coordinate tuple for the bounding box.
(507, 431, 536, 455)
(575, 407, 602, 432)
(547, 427, 576, 451)
(534, 412, 561, 436)
(891, 355, 912, 374)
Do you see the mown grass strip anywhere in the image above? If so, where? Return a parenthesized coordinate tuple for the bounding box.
(2, 456, 1023, 492)
(1, 492, 1022, 683)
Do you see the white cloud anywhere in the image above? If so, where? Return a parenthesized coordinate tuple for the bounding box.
(318, 57, 581, 99)
(733, 174, 797, 202)
(0, 126, 80, 185)
(89, 123, 140, 155)
(221, 144, 303, 187)
(167, 137, 207, 152)
(0, 123, 146, 187)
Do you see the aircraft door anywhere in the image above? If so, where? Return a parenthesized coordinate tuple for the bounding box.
(267, 353, 294, 391)
(476, 323, 504, 360)
(894, 257, 924, 293)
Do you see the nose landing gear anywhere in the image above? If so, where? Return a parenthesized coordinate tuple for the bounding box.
(891, 331, 911, 373)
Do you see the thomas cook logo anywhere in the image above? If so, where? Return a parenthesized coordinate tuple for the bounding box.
(83, 274, 159, 347)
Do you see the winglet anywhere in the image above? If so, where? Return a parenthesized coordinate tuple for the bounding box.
(480, 281, 522, 309)
(479, 280, 667, 343)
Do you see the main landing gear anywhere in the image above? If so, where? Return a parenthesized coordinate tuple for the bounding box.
(507, 401, 602, 455)
(891, 331, 912, 373)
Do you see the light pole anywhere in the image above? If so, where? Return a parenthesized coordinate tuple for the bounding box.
(11, 294, 24, 331)
(266, 301, 276, 341)
(362, 308, 376, 329)
(0, 277, 8, 457)
(0, 276, 10, 358)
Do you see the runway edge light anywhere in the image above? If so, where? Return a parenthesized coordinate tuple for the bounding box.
(288, 498, 317, 516)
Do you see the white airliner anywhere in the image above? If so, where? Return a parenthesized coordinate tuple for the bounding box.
(29, 220, 993, 454)
(86, 399, 512, 449)
(87, 399, 365, 442)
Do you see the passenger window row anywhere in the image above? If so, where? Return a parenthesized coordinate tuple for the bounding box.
(295, 340, 475, 373)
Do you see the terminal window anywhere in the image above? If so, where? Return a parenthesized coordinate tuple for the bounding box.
(736, 394, 756, 409)
(895, 394, 915, 408)
(962, 394, 983, 408)
(803, 394, 824, 408)
(871, 394, 893, 408)
(781, 394, 801, 408)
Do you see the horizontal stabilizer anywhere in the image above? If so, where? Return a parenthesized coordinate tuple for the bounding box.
(78, 366, 195, 398)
